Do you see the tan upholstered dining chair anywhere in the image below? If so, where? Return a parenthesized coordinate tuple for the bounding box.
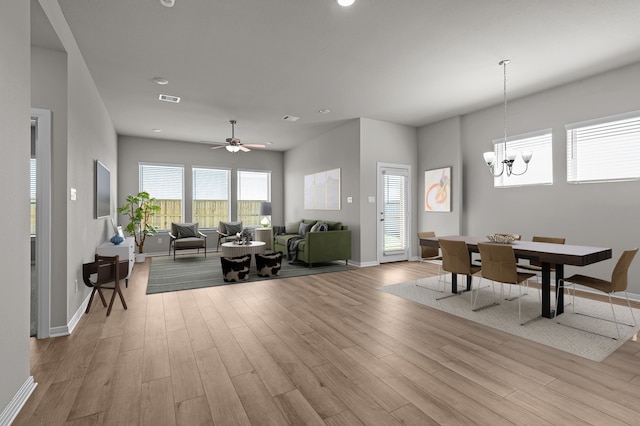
(555, 248, 638, 339)
(477, 242, 537, 324)
(428, 239, 481, 300)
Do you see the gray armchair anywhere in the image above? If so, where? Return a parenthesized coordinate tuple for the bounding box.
(169, 222, 207, 260)
(216, 221, 243, 251)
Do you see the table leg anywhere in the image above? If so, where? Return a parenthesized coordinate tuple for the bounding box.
(555, 264, 564, 316)
(541, 263, 553, 318)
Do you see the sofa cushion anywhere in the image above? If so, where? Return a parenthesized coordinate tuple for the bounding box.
(255, 252, 282, 277)
(299, 222, 313, 237)
(285, 221, 300, 234)
(325, 221, 343, 231)
(220, 254, 251, 282)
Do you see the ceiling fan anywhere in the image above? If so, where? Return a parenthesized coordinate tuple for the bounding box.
(210, 120, 266, 153)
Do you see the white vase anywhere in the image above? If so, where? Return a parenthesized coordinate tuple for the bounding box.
(135, 253, 146, 263)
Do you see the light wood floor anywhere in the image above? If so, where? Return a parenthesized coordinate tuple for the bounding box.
(15, 258, 640, 425)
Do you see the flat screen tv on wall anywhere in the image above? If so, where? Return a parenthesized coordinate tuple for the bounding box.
(95, 160, 111, 219)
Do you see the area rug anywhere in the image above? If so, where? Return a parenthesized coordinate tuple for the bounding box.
(147, 252, 355, 294)
(379, 275, 640, 362)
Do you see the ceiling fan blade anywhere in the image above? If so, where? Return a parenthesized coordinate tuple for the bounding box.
(210, 145, 226, 150)
(243, 143, 266, 148)
(239, 146, 251, 152)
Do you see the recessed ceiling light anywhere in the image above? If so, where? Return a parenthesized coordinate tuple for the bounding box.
(159, 94, 180, 103)
(152, 77, 169, 85)
(159, 0, 175, 8)
(266, 142, 274, 145)
(282, 115, 299, 122)
(152, 128, 162, 133)
(318, 109, 331, 114)
(337, 0, 355, 7)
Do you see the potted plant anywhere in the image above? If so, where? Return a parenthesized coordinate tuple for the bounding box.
(117, 191, 160, 262)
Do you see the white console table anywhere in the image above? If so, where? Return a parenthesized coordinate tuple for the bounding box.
(96, 236, 135, 287)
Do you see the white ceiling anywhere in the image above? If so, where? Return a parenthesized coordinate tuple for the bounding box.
(48, 0, 640, 151)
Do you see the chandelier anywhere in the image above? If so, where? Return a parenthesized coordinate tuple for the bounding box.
(483, 60, 532, 177)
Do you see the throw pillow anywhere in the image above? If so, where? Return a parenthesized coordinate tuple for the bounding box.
(255, 252, 282, 277)
(225, 222, 243, 235)
(176, 223, 197, 238)
(299, 222, 313, 237)
(285, 221, 300, 234)
(317, 222, 329, 232)
(220, 254, 251, 282)
(310, 221, 322, 232)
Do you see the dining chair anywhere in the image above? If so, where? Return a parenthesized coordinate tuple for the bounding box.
(428, 239, 481, 300)
(513, 236, 566, 301)
(476, 243, 537, 324)
(416, 231, 443, 286)
(82, 254, 128, 316)
(555, 248, 638, 339)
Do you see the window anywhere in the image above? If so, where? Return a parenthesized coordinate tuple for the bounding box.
(566, 111, 640, 183)
(193, 167, 230, 228)
(492, 130, 553, 188)
(139, 164, 184, 229)
(237, 170, 271, 226)
(30, 158, 36, 235)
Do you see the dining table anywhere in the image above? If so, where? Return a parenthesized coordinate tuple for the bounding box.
(419, 235, 612, 318)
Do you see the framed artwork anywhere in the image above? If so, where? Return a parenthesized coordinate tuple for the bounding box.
(425, 167, 451, 212)
(304, 168, 341, 210)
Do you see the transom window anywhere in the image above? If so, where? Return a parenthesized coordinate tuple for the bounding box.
(492, 130, 553, 188)
(566, 111, 640, 183)
(139, 163, 184, 229)
(193, 167, 230, 228)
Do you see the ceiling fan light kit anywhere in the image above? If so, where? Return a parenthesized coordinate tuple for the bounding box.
(210, 120, 266, 153)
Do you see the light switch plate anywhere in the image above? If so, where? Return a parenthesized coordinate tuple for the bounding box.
(347, 196, 353, 203)
(70, 188, 77, 201)
(368, 196, 375, 203)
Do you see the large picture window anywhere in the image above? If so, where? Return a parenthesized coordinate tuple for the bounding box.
(492, 130, 553, 188)
(237, 170, 271, 226)
(193, 167, 230, 228)
(139, 163, 184, 229)
(566, 111, 640, 183)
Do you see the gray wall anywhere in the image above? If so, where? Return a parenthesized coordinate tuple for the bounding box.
(422, 61, 640, 295)
(283, 118, 418, 265)
(360, 118, 418, 263)
(36, 0, 118, 328)
(117, 135, 284, 254)
(418, 116, 463, 237)
(0, 0, 31, 413)
(284, 120, 362, 261)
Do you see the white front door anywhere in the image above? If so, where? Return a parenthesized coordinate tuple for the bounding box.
(377, 163, 410, 263)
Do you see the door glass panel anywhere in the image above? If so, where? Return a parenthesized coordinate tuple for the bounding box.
(383, 172, 407, 255)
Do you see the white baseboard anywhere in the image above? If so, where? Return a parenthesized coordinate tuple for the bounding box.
(49, 293, 91, 338)
(352, 260, 379, 268)
(0, 376, 37, 426)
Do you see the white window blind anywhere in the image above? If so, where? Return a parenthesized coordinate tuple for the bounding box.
(493, 130, 553, 188)
(30, 158, 36, 235)
(193, 167, 230, 228)
(383, 171, 408, 254)
(139, 164, 184, 228)
(566, 111, 640, 183)
(237, 170, 271, 226)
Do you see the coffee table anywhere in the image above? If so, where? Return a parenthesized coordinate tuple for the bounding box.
(221, 241, 266, 266)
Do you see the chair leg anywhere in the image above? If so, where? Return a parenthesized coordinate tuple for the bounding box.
(85, 288, 98, 314)
(608, 294, 621, 340)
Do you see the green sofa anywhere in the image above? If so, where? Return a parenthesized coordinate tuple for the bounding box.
(273, 219, 351, 267)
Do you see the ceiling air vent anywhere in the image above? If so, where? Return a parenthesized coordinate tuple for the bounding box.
(159, 94, 181, 103)
(282, 115, 299, 122)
